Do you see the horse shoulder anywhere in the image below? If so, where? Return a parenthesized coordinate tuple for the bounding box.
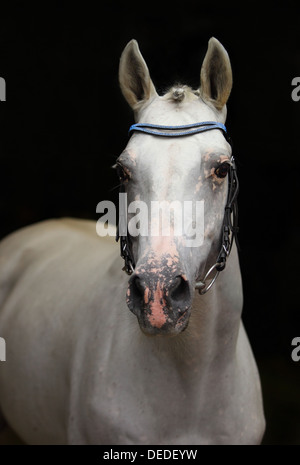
(0, 218, 123, 444)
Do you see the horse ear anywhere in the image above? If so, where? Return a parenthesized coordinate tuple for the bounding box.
(119, 40, 157, 110)
(200, 37, 232, 111)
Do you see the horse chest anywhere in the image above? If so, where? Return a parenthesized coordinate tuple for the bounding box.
(68, 327, 229, 444)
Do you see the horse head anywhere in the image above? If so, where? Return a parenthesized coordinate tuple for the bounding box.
(117, 38, 233, 335)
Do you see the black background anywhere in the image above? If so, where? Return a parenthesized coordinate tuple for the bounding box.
(0, 4, 299, 444)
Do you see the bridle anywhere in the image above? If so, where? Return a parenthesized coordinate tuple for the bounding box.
(116, 121, 239, 295)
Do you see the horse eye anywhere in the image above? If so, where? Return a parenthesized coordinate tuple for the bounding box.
(115, 163, 129, 182)
(215, 162, 231, 179)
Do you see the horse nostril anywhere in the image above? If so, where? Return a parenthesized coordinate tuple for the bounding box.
(128, 275, 145, 312)
(170, 276, 191, 304)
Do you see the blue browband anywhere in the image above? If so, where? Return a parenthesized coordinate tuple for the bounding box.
(129, 121, 227, 138)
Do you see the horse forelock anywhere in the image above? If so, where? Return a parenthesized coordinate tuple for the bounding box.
(163, 85, 200, 103)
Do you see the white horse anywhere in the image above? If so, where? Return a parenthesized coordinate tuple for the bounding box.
(0, 38, 265, 444)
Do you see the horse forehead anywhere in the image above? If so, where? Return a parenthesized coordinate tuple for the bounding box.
(127, 132, 227, 173)
(129, 137, 198, 175)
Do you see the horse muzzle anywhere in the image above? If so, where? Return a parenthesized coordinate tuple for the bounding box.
(126, 271, 192, 335)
